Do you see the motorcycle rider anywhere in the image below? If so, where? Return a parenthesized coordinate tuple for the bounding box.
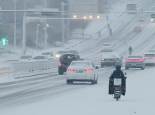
(109, 65, 126, 96)
(129, 46, 133, 55)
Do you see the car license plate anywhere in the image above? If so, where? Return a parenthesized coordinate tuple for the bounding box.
(132, 64, 136, 66)
(76, 70, 83, 73)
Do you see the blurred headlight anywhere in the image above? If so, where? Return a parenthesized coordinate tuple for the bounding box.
(56, 55, 60, 58)
(101, 58, 105, 61)
(151, 19, 154, 21)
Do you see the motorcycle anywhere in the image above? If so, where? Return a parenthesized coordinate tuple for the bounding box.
(109, 73, 127, 101)
(113, 78, 122, 101)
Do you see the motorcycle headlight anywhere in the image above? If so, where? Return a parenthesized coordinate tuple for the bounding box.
(151, 19, 154, 21)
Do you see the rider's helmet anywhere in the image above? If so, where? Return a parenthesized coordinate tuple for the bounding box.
(116, 65, 121, 70)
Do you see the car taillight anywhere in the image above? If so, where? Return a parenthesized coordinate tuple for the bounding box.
(85, 69, 93, 72)
(138, 59, 144, 62)
(115, 87, 120, 90)
(68, 69, 74, 71)
(126, 59, 130, 62)
(153, 58, 155, 60)
(59, 62, 62, 66)
(101, 58, 105, 61)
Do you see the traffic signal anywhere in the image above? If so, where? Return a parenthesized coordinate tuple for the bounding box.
(1, 38, 7, 46)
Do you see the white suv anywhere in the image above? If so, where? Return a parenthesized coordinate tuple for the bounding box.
(101, 43, 112, 52)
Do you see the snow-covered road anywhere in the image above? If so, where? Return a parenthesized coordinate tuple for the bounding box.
(0, 66, 155, 115)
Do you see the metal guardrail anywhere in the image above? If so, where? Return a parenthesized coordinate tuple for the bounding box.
(12, 60, 59, 78)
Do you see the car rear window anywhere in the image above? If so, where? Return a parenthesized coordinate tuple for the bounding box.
(42, 52, 52, 55)
(68, 50, 78, 53)
(33, 56, 45, 60)
(103, 44, 110, 46)
(63, 54, 76, 60)
(144, 54, 155, 57)
(71, 62, 90, 66)
(20, 56, 32, 59)
(128, 56, 142, 58)
(148, 50, 155, 52)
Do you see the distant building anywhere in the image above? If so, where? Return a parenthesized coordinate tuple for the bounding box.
(69, 0, 98, 14)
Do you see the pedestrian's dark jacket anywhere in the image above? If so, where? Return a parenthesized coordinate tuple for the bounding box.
(129, 47, 133, 52)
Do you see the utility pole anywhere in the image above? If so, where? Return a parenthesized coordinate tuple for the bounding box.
(23, 13, 26, 55)
(13, 0, 17, 54)
(25, 0, 27, 10)
(61, 2, 65, 47)
(44, 0, 47, 49)
(67, 0, 70, 42)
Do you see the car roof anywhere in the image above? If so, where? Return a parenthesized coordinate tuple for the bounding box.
(62, 53, 77, 55)
(128, 55, 142, 58)
(144, 52, 155, 54)
(68, 50, 78, 51)
(103, 43, 111, 44)
(33, 55, 46, 57)
(21, 55, 32, 56)
(42, 52, 52, 53)
(72, 60, 91, 63)
(147, 49, 155, 52)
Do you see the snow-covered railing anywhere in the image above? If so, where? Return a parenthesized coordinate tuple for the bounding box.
(12, 60, 59, 78)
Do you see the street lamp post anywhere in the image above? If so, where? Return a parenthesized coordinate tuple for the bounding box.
(61, 2, 65, 47)
(36, 24, 40, 50)
(13, 0, 17, 54)
(25, 0, 27, 10)
(45, 0, 47, 49)
(22, 13, 26, 55)
(67, 0, 70, 42)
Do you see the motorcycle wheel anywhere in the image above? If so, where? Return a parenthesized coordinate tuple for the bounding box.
(116, 98, 119, 101)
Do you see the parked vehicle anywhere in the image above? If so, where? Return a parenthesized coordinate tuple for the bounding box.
(101, 43, 112, 52)
(19, 55, 32, 62)
(134, 26, 142, 32)
(42, 52, 53, 59)
(32, 55, 51, 61)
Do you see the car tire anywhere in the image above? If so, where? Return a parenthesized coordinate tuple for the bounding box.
(125, 67, 129, 70)
(91, 78, 95, 85)
(95, 78, 98, 84)
(141, 67, 145, 70)
(66, 80, 70, 84)
(59, 69, 64, 75)
(66, 80, 73, 84)
(101, 64, 104, 68)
